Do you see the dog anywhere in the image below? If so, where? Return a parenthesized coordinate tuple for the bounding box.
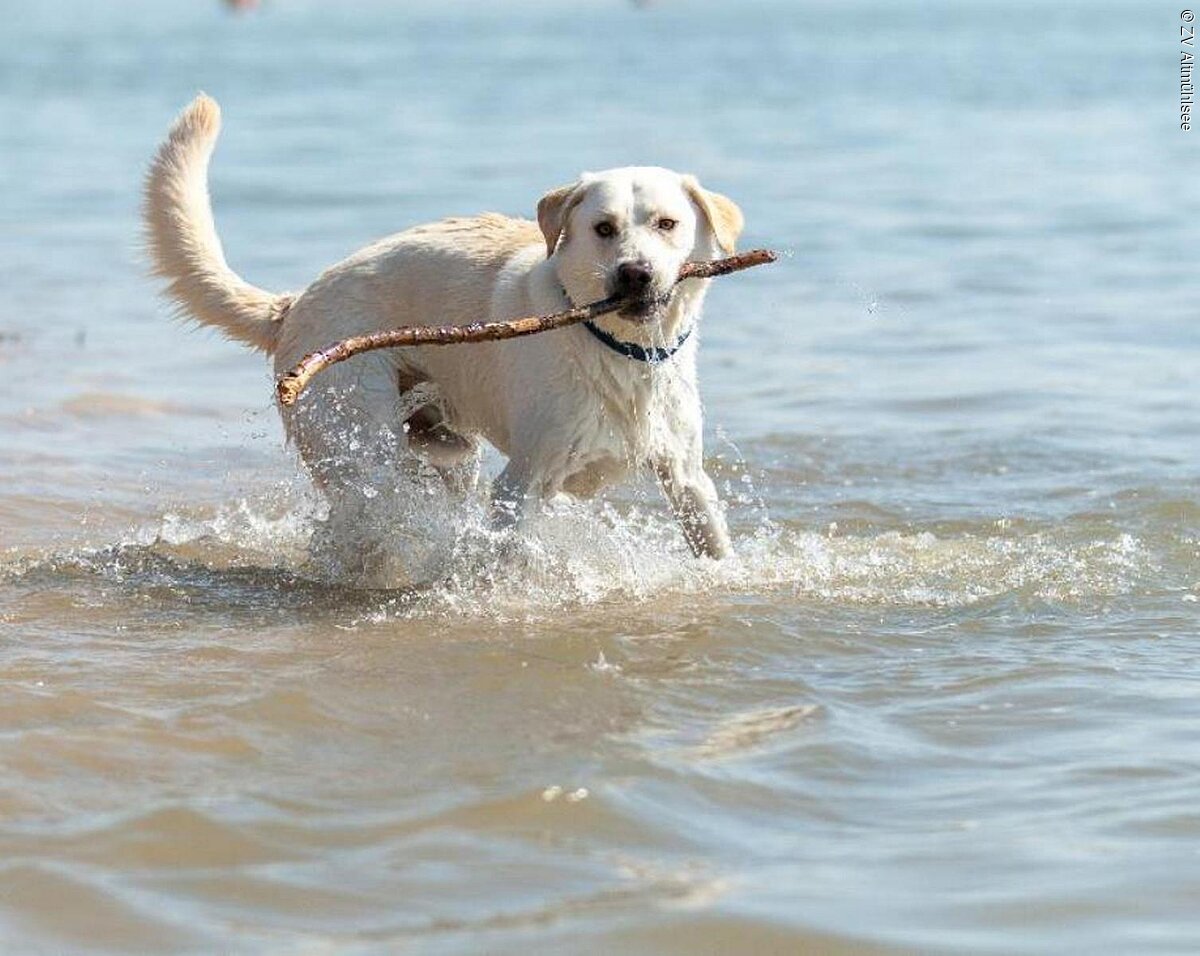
(145, 95, 743, 581)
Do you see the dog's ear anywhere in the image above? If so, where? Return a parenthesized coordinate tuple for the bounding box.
(537, 181, 585, 257)
(682, 175, 744, 255)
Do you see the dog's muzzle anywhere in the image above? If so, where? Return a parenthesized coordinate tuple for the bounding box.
(612, 260, 666, 321)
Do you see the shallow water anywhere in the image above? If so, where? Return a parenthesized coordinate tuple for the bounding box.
(1, 0, 1198, 951)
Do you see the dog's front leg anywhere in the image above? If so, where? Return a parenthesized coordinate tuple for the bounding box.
(491, 461, 534, 532)
(653, 455, 732, 560)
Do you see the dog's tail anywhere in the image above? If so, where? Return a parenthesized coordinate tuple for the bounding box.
(144, 94, 289, 354)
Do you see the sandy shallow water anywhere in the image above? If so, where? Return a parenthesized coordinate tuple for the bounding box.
(1, 1, 1198, 951)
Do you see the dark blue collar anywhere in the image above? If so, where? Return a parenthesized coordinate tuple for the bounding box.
(582, 320, 693, 364)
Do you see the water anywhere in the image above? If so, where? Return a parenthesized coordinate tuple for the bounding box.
(1, 0, 1197, 951)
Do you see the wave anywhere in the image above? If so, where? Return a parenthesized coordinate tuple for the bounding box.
(3, 476, 1190, 622)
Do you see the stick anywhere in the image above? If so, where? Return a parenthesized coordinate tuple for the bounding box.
(276, 248, 777, 406)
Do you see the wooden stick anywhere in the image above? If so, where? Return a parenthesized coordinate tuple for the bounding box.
(276, 248, 777, 406)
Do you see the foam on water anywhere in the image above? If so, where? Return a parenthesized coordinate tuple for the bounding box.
(2, 471, 1173, 626)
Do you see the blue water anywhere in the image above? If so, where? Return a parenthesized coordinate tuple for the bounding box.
(1, 1, 1197, 952)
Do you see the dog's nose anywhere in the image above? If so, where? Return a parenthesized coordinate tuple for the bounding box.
(615, 261, 654, 295)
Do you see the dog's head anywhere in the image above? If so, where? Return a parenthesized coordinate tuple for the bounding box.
(537, 167, 743, 323)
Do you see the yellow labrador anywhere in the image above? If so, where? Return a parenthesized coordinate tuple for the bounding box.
(145, 95, 743, 577)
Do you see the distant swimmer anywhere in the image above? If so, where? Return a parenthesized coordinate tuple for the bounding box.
(223, 0, 260, 10)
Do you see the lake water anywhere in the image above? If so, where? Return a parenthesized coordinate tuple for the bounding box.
(1, 0, 1197, 951)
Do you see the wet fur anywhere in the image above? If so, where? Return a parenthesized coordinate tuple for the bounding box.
(145, 95, 742, 582)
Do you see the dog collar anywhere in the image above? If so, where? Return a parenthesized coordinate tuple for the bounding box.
(582, 321, 693, 364)
(557, 283, 692, 364)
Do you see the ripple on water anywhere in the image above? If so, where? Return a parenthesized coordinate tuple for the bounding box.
(0, 863, 205, 952)
(0, 492, 1195, 952)
(0, 484, 1182, 625)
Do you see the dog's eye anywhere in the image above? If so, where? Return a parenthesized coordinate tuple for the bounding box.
(657, 218, 678, 231)
(594, 222, 616, 238)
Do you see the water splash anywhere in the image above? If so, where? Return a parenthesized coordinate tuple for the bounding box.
(1, 470, 1172, 625)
